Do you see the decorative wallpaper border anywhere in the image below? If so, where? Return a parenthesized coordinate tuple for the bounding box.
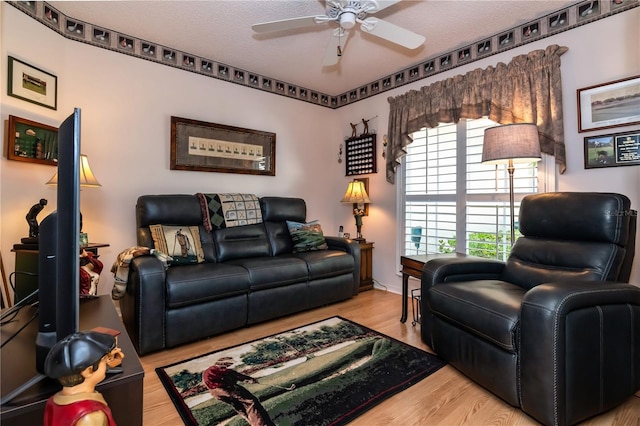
(8, 0, 639, 109)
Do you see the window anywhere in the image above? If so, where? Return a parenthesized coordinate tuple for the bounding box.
(402, 118, 544, 261)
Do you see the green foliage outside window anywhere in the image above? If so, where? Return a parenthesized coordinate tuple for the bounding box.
(438, 231, 515, 261)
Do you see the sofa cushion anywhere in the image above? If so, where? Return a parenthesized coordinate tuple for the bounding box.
(294, 250, 354, 280)
(428, 280, 526, 352)
(149, 225, 205, 265)
(287, 220, 328, 252)
(165, 263, 250, 308)
(226, 255, 309, 290)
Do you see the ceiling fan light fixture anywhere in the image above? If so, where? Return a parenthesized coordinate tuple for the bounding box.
(340, 12, 356, 29)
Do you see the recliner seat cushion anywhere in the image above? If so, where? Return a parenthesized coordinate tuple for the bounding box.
(165, 263, 250, 308)
(294, 250, 355, 280)
(428, 280, 526, 351)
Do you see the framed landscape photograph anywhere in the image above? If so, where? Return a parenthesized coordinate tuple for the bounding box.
(584, 130, 640, 169)
(171, 117, 276, 176)
(577, 75, 640, 132)
(5, 115, 58, 166)
(7, 56, 58, 110)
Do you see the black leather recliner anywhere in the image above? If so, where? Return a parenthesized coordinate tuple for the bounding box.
(421, 192, 639, 426)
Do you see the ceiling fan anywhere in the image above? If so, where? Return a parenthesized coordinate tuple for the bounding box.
(251, 0, 425, 66)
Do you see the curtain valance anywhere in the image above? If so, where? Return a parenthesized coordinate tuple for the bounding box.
(386, 44, 568, 183)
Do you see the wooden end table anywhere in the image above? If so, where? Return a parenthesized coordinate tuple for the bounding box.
(400, 253, 469, 323)
(358, 241, 374, 291)
(1, 295, 143, 425)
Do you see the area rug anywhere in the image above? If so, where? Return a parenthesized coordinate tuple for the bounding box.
(156, 316, 446, 426)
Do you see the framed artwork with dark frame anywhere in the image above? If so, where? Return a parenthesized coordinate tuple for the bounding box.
(5, 115, 58, 166)
(584, 130, 640, 169)
(170, 117, 276, 176)
(577, 75, 640, 132)
(7, 56, 58, 110)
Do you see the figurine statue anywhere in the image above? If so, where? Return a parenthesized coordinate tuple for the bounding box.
(361, 118, 370, 135)
(43, 331, 124, 426)
(350, 122, 358, 138)
(26, 198, 48, 240)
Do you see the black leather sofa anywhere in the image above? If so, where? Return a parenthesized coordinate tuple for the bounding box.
(421, 192, 639, 426)
(120, 194, 361, 355)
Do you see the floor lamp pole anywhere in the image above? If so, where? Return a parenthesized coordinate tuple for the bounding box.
(508, 159, 515, 247)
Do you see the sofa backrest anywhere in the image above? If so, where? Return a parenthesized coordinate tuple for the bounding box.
(136, 194, 308, 262)
(261, 197, 306, 256)
(502, 192, 636, 289)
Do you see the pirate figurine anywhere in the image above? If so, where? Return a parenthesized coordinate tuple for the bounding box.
(43, 331, 124, 426)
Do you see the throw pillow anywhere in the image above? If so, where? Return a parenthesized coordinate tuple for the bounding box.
(149, 225, 205, 265)
(287, 220, 328, 253)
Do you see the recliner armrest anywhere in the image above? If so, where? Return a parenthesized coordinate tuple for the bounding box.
(520, 281, 640, 426)
(422, 256, 505, 288)
(325, 236, 361, 295)
(119, 256, 168, 355)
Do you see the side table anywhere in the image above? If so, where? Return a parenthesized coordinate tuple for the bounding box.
(400, 253, 469, 323)
(0, 295, 144, 425)
(10, 243, 109, 304)
(358, 241, 374, 292)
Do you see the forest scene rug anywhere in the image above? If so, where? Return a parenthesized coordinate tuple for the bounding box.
(156, 316, 446, 426)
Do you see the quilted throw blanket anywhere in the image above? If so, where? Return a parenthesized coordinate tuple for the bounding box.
(196, 193, 263, 231)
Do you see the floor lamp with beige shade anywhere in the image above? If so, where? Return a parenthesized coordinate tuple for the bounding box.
(482, 123, 542, 246)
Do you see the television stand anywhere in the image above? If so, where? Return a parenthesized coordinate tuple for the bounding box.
(0, 296, 143, 426)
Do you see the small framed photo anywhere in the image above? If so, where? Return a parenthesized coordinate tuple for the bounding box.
(171, 116, 276, 176)
(577, 75, 640, 132)
(584, 130, 640, 169)
(7, 56, 58, 110)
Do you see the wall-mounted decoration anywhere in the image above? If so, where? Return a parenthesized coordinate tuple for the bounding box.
(8, 0, 638, 110)
(5, 115, 58, 166)
(345, 134, 377, 176)
(7, 56, 58, 110)
(577, 75, 640, 132)
(171, 116, 276, 176)
(584, 130, 640, 169)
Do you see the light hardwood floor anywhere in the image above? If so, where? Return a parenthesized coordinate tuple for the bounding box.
(138, 289, 640, 425)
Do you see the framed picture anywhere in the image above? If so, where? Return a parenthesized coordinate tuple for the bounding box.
(5, 115, 58, 166)
(584, 130, 640, 169)
(7, 56, 58, 110)
(171, 117, 276, 176)
(577, 75, 640, 132)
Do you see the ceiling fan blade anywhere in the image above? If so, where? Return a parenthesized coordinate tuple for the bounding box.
(252, 15, 321, 33)
(322, 28, 350, 67)
(368, 0, 402, 13)
(360, 17, 425, 49)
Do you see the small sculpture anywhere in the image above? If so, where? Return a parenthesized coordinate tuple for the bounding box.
(361, 118, 370, 135)
(350, 122, 358, 138)
(43, 331, 124, 426)
(25, 198, 48, 242)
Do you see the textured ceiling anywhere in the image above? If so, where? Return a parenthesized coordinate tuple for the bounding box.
(48, 0, 580, 95)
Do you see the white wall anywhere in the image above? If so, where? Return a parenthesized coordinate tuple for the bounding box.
(1, 4, 345, 298)
(1, 4, 639, 302)
(337, 8, 640, 292)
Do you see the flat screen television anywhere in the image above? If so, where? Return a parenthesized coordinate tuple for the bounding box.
(35, 108, 82, 373)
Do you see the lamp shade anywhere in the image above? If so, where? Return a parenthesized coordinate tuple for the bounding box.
(482, 123, 542, 165)
(46, 154, 102, 187)
(341, 180, 371, 204)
